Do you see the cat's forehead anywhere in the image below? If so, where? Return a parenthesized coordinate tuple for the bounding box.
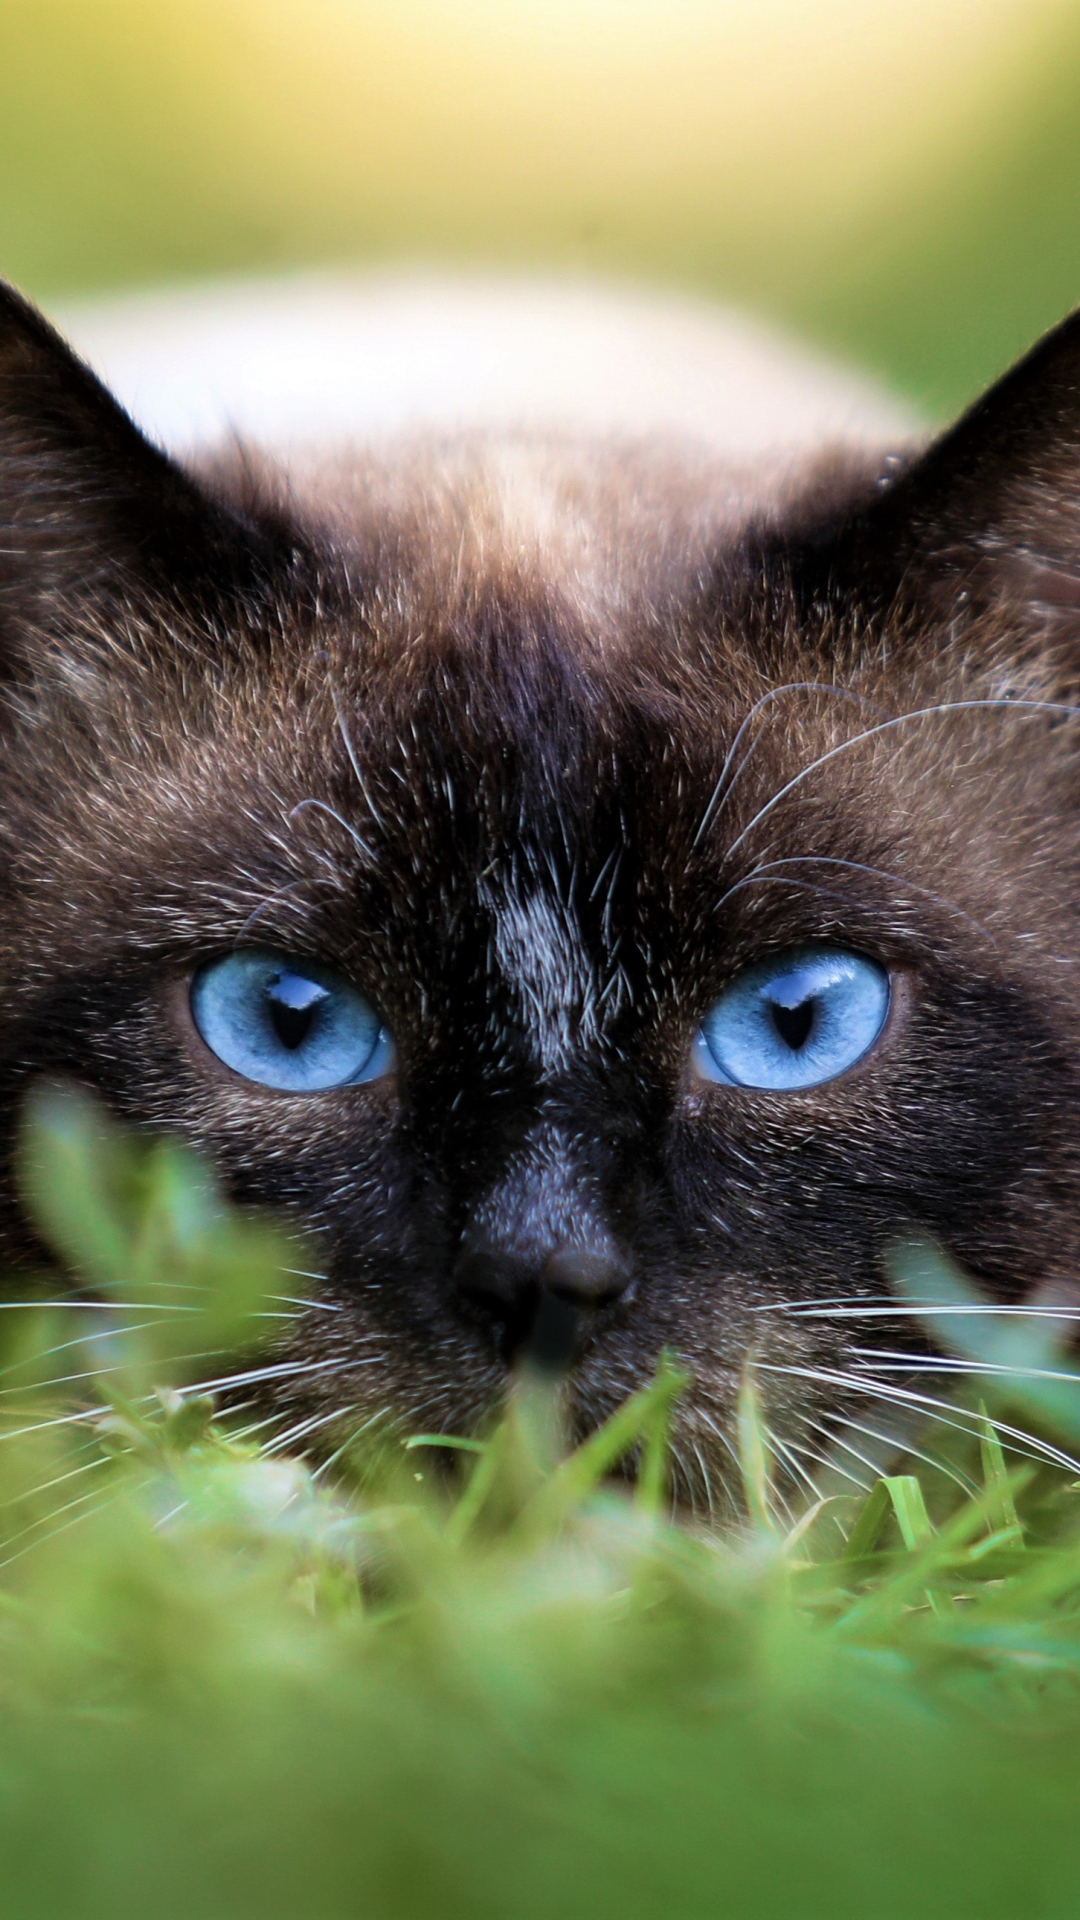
(270, 428, 844, 653)
(17, 426, 1065, 1018)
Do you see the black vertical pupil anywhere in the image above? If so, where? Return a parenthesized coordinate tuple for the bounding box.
(771, 998, 815, 1051)
(266, 974, 329, 1052)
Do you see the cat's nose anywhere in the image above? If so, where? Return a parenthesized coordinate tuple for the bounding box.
(451, 1238, 632, 1361)
(454, 1241, 629, 1311)
(449, 1123, 633, 1360)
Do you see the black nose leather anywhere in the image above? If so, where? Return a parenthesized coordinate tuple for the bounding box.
(450, 1123, 633, 1359)
(454, 1243, 629, 1309)
(542, 1247, 628, 1304)
(452, 1239, 632, 1359)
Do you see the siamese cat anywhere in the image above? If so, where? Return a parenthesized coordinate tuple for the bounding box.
(0, 271, 1077, 1508)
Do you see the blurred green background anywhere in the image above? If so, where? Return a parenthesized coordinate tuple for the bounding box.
(4, 0, 1080, 415)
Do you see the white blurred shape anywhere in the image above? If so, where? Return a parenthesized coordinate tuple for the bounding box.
(54, 270, 917, 460)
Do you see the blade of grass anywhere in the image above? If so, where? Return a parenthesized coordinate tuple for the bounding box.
(513, 1355, 687, 1542)
(979, 1402, 1022, 1536)
(841, 1478, 893, 1562)
(737, 1357, 775, 1534)
(634, 1348, 683, 1518)
(883, 1475, 934, 1553)
(839, 1477, 1032, 1633)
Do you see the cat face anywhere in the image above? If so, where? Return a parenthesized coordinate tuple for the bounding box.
(0, 280, 1079, 1507)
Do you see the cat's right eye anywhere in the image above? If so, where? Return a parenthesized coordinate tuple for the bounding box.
(190, 949, 394, 1092)
(693, 945, 890, 1091)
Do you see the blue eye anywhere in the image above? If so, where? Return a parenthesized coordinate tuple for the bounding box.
(190, 950, 394, 1091)
(694, 946, 890, 1091)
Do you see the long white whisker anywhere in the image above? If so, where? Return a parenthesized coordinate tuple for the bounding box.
(288, 798, 376, 860)
(816, 1408, 978, 1495)
(255, 1295, 331, 1321)
(851, 1351, 1080, 1387)
(723, 697, 1080, 863)
(781, 1426, 875, 1494)
(761, 1423, 822, 1511)
(0, 1450, 113, 1514)
(0, 1482, 141, 1572)
(310, 1407, 394, 1480)
(262, 1407, 349, 1456)
(689, 1441, 718, 1517)
(715, 854, 996, 948)
(185, 1353, 378, 1398)
(692, 682, 875, 847)
(761, 1302, 1080, 1321)
(332, 685, 386, 833)
(682, 1407, 744, 1515)
(236, 877, 318, 941)
(0, 1407, 111, 1444)
(709, 874, 893, 917)
(0, 1329, 300, 1399)
(755, 1293, 901, 1314)
(762, 1361, 1080, 1472)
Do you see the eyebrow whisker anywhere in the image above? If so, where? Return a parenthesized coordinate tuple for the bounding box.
(332, 682, 386, 833)
(721, 696, 1080, 865)
(714, 853, 997, 948)
(287, 797, 376, 862)
(692, 682, 877, 848)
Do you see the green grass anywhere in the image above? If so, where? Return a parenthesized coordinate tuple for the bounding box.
(4, 1085, 1080, 1919)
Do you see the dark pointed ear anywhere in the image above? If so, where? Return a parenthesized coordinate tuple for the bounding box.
(835, 308, 1080, 636)
(0, 279, 288, 649)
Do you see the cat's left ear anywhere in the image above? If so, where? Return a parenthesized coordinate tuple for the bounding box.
(838, 308, 1080, 638)
(0, 279, 288, 651)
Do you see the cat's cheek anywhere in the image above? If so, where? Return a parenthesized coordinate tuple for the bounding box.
(681, 966, 914, 1108)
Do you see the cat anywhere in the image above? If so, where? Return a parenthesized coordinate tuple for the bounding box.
(0, 270, 1078, 1510)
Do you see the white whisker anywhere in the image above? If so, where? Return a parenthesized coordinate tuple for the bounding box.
(688, 1441, 718, 1517)
(0, 1450, 113, 1514)
(761, 1302, 1080, 1321)
(185, 1354, 373, 1397)
(759, 1423, 815, 1516)
(816, 1408, 978, 1495)
(236, 877, 317, 941)
(723, 696, 1080, 863)
(262, 1407, 349, 1456)
(0, 1475, 150, 1567)
(714, 854, 996, 948)
(288, 797, 376, 861)
(782, 1426, 874, 1494)
(761, 1360, 1080, 1473)
(310, 1407, 394, 1480)
(332, 684, 385, 833)
(851, 1350, 1080, 1387)
(692, 682, 875, 847)
(152, 1499, 190, 1531)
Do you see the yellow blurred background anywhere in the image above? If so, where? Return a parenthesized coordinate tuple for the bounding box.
(3, 0, 1080, 414)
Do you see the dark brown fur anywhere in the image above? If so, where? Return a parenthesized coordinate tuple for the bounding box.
(1, 279, 1079, 1508)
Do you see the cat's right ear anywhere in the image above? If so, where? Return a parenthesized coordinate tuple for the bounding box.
(0, 279, 288, 656)
(835, 307, 1080, 640)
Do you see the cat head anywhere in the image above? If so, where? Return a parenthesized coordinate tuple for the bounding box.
(0, 278, 1079, 1506)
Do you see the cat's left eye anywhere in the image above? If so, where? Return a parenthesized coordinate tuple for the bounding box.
(190, 949, 395, 1091)
(693, 946, 890, 1091)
